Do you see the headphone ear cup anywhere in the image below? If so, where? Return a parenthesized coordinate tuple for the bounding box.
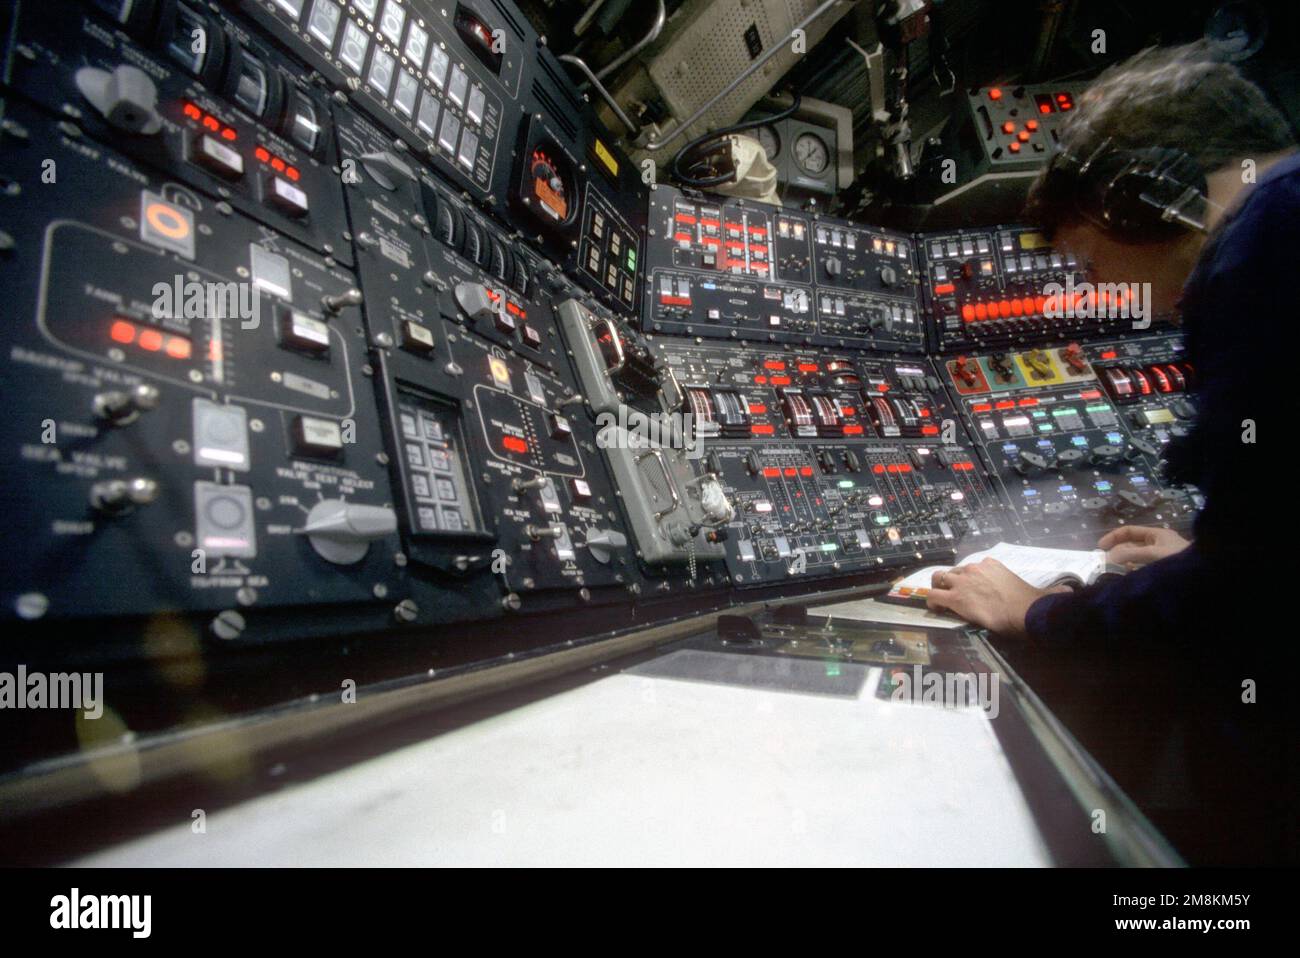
(1100, 148, 1208, 239)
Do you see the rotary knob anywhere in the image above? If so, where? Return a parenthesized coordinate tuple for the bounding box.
(299, 500, 397, 564)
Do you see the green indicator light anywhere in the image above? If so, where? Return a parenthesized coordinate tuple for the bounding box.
(627, 249, 637, 269)
(837, 480, 855, 489)
(821, 543, 837, 552)
(874, 514, 891, 525)
(1038, 424, 1054, 432)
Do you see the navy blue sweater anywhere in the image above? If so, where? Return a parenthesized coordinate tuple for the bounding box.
(1025, 152, 1300, 648)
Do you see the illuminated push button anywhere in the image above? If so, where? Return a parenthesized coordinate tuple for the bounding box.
(465, 84, 486, 126)
(278, 307, 330, 354)
(494, 303, 516, 334)
(265, 175, 309, 217)
(193, 399, 250, 471)
(570, 477, 592, 502)
(489, 356, 512, 390)
(192, 134, 245, 179)
(140, 191, 195, 259)
(292, 415, 344, 458)
(447, 65, 468, 109)
(195, 481, 257, 558)
(520, 324, 542, 349)
(401, 319, 436, 354)
(549, 412, 572, 440)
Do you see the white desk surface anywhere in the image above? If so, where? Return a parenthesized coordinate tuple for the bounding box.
(75, 651, 1052, 867)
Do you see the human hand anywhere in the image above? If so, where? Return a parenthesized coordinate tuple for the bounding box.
(924, 558, 1065, 637)
(1098, 525, 1190, 569)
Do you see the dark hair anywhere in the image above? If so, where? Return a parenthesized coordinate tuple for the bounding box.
(1025, 41, 1295, 235)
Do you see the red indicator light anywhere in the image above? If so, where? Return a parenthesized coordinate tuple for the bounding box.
(770, 376, 791, 386)
(1009, 142, 1021, 153)
(933, 283, 955, 295)
(221, 127, 237, 141)
(1010, 299, 1024, 316)
(183, 103, 202, 120)
(783, 468, 797, 478)
(202, 116, 219, 131)
(988, 88, 1002, 100)
(961, 304, 976, 323)
(502, 436, 528, 454)
(751, 424, 775, 435)
(840, 407, 855, 417)
(872, 464, 886, 474)
(975, 303, 988, 321)
(138, 329, 164, 352)
(843, 425, 863, 435)
(1026, 120, 1039, 131)
(255, 146, 271, 163)
(164, 335, 192, 359)
(1017, 131, 1030, 142)
(1018, 397, 1039, 407)
(799, 467, 813, 477)
(1100, 350, 1117, 360)
(998, 300, 1012, 318)
(110, 320, 136, 344)
(270, 157, 286, 172)
(749, 404, 767, 414)
(921, 425, 939, 436)
(764, 360, 786, 370)
(797, 363, 818, 372)
(1002, 122, 1015, 134)
(1039, 103, 1052, 114)
(754, 375, 767, 384)
(762, 467, 780, 478)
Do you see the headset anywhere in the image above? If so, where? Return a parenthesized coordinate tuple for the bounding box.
(1043, 135, 1212, 240)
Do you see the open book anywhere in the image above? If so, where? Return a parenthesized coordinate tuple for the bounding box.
(884, 541, 1110, 608)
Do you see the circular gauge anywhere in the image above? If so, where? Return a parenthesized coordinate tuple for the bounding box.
(794, 132, 829, 175)
(754, 124, 781, 161)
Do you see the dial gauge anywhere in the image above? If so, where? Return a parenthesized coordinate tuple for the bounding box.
(754, 125, 781, 161)
(794, 132, 829, 175)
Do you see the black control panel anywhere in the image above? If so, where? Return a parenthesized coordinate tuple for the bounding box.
(0, 0, 1202, 671)
(940, 334, 1200, 546)
(642, 187, 925, 352)
(652, 340, 1012, 587)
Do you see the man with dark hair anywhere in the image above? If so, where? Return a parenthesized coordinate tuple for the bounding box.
(924, 43, 1297, 864)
